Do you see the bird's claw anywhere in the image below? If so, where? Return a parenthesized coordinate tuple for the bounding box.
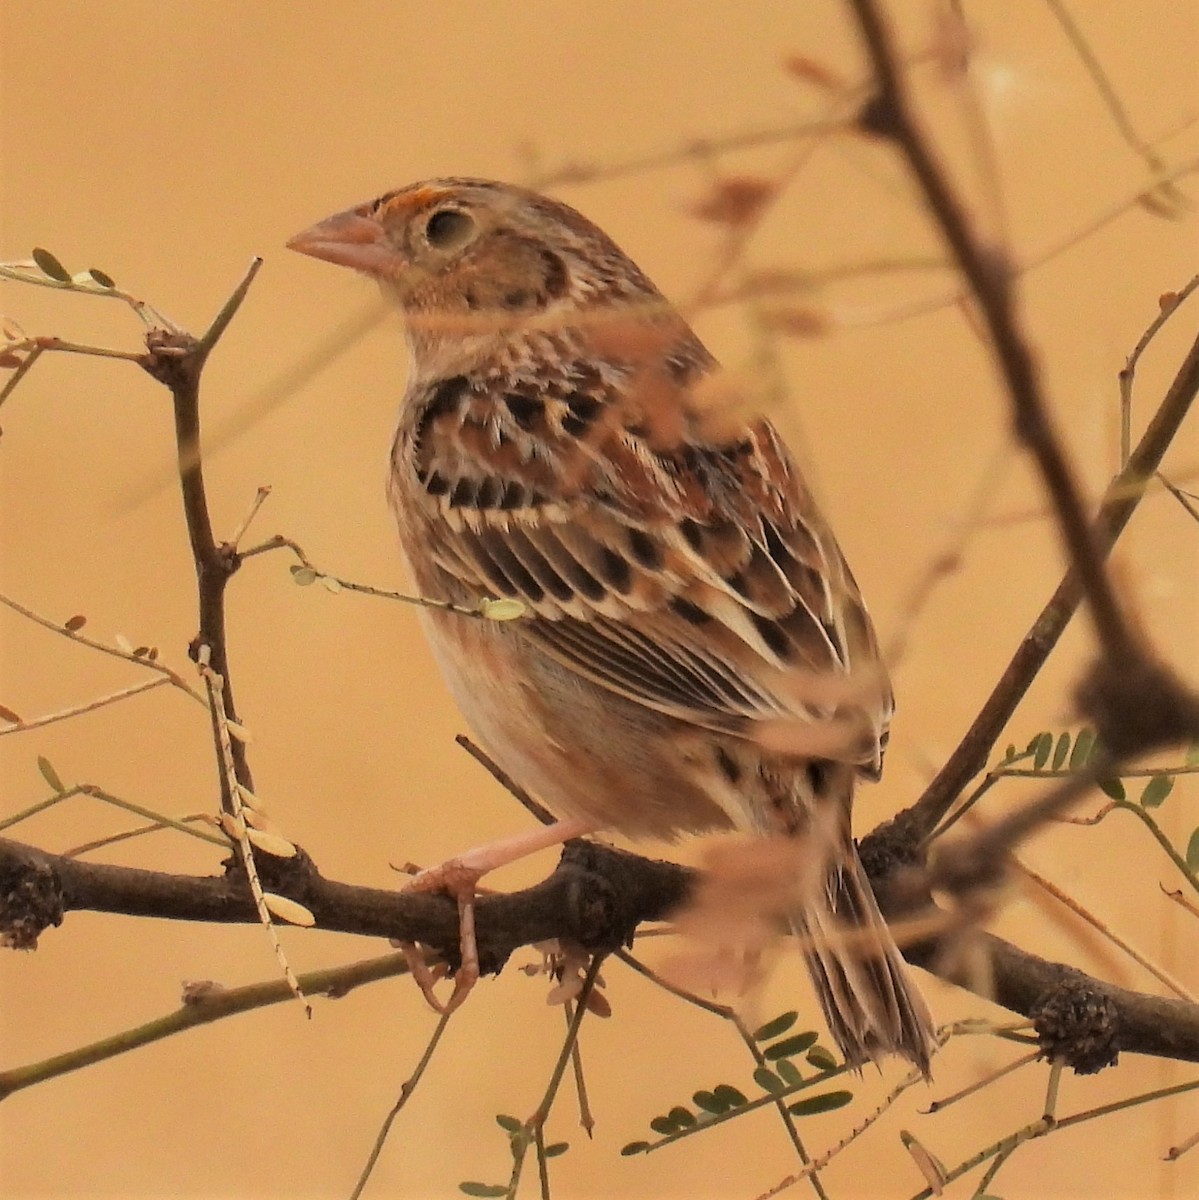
(401, 859, 483, 1014)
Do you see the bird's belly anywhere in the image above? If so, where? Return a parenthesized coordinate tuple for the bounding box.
(420, 607, 740, 841)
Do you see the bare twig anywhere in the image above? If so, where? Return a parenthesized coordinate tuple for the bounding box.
(0, 951, 411, 1100)
(348, 1008, 455, 1200)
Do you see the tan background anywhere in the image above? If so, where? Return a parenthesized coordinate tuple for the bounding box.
(2, 1, 1198, 1196)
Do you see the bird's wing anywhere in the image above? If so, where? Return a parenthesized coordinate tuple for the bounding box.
(394, 343, 891, 762)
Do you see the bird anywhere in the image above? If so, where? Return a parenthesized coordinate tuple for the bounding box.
(288, 178, 937, 1073)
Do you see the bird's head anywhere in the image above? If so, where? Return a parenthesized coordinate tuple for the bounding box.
(288, 178, 663, 369)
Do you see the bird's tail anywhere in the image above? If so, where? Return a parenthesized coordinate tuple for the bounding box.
(790, 825, 937, 1076)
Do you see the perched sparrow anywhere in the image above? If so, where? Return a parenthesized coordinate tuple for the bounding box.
(289, 179, 936, 1072)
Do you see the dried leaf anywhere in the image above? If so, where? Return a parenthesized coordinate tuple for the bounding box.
(225, 718, 252, 743)
(218, 812, 245, 841)
(235, 782, 263, 810)
(930, 4, 973, 82)
(245, 827, 298, 858)
(32, 247, 71, 282)
(689, 176, 778, 227)
(0, 351, 23, 369)
(37, 755, 65, 792)
(88, 267, 116, 288)
(114, 633, 134, 654)
(758, 306, 830, 338)
(781, 53, 848, 92)
(320, 575, 343, 594)
(64, 614, 87, 632)
(900, 1129, 947, 1195)
(262, 892, 315, 926)
(290, 565, 318, 586)
(0, 702, 22, 725)
(584, 987, 612, 1018)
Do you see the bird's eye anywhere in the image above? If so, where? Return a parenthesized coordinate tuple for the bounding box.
(424, 208, 476, 250)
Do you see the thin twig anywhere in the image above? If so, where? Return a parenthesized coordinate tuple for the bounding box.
(0, 951, 412, 1100)
(1015, 858, 1197, 1001)
(0, 676, 170, 737)
(0, 589, 208, 708)
(1046, 0, 1191, 201)
(348, 1008, 454, 1200)
(1119, 275, 1199, 464)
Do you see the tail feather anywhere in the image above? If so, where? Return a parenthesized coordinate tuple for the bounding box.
(791, 839, 936, 1076)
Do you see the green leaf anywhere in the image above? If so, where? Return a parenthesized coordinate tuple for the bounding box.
(806, 1046, 838, 1071)
(1002, 743, 1017, 763)
(620, 1141, 650, 1157)
(692, 1089, 725, 1114)
(712, 1084, 747, 1108)
(1051, 731, 1071, 770)
(1098, 776, 1126, 801)
(32, 247, 71, 282)
(1069, 727, 1095, 770)
(459, 1183, 508, 1198)
(787, 1090, 854, 1117)
(752, 1011, 798, 1041)
(37, 755, 65, 793)
(753, 1067, 784, 1093)
(776, 1059, 803, 1086)
(649, 1115, 677, 1135)
(764, 1031, 819, 1060)
(666, 1106, 696, 1128)
(1030, 731, 1053, 770)
(495, 1113, 521, 1133)
(1140, 774, 1174, 809)
(87, 267, 116, 288)
(290, 565, 318, 586)
(1185, 828, 1199, 873)
(543, 1142, 569, 1158)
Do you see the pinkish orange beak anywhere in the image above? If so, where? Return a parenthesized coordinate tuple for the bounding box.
(287, 206, 397, 276)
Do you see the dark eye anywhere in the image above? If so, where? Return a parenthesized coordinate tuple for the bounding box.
(424, 208, 476, 249)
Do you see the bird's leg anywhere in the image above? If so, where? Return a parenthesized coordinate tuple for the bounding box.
(403, 816, 598, 1013)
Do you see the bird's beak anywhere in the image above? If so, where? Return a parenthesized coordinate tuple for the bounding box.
(287, 206, 396, 277)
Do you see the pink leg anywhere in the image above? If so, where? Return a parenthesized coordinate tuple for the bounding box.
(403, 817, 598, 1013)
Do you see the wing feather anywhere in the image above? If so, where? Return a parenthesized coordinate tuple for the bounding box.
(392, 352, 892, 761)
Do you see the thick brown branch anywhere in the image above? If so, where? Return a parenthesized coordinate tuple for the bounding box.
(5, 832, 1199, 1067)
